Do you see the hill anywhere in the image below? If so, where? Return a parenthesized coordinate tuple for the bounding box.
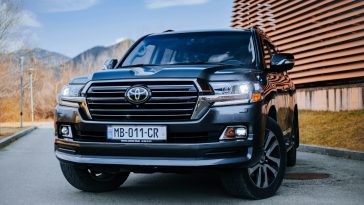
(68, 39, 134, 71)
(11, 48, 70, 67)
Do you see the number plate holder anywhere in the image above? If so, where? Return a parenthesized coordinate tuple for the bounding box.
(107, 125, 167, 142)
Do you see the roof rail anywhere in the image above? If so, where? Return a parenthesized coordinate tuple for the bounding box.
(163, 30, 174, 33)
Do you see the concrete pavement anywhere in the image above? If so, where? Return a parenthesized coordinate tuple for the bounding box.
(0, 125, 363, 205)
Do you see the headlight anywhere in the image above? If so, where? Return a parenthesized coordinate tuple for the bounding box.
(60, 84, 84, 97)
(58, 84, 85, 108)
(209, 81, 262, 106)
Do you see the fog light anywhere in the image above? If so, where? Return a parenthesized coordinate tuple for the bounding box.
(60, 125, 73, 138)
(235, 127, 247, 138)
(220, 126, 247, 140)
(61, 127, 69, 135)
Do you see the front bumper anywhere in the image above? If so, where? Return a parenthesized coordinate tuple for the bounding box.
(55, 139, 262, 168)
(54, 103, 265, 169)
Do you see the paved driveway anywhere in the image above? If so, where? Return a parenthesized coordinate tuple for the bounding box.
(0, 126, 363, 205)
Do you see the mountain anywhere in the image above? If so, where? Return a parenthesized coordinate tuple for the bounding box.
(68, 39, 134, 71)
(11, 48, 71, 67)
(9, 38, 134, 72)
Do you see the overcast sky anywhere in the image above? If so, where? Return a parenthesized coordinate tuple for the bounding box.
(19, 0, 232, 57)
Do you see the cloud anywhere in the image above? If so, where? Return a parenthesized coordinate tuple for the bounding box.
(5, 28, 40, 52)
(19, 10, 42, 28)
(145, 0, 209, 9)
(40, 0, 99, 13)
(0, 2, 40, 28)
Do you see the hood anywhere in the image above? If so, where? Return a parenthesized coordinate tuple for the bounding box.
(90, 64, 261, 82)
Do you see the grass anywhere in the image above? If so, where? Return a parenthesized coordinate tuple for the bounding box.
(299, 110, 364, 152)
(0, 127, 28, 140)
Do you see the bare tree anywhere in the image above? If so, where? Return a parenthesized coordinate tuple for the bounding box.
(0, 0, 19, 49)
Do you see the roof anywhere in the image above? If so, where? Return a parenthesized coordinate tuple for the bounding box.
(149, 28, 252, 36)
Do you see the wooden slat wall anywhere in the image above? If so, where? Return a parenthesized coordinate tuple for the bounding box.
(231, 0, 364, 86)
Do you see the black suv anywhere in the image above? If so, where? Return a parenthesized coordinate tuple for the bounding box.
(55, 28, 299, 199)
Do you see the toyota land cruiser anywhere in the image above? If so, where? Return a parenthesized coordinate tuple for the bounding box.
(55, 28, 299, 199)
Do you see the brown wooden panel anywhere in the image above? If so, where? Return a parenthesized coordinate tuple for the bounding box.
(289, 63, 364, 78)
(292, 70, 364, 84)
(271, 9, 364, 41)
(288, 32, 364, 54)
(239, 0, 295, 26)
(274, 16, 364, 45)
(294, 47, 364, 66)
(268, 1, 362, 35)
(231, 0, 364, 85)
(279, 25, 364, 50)
(242, 0, 317, 27)
(294, 40, 364, 60)
(293, 55, 364, 72)
(252, 1, 351, 31)
(261, 0, 329, 28)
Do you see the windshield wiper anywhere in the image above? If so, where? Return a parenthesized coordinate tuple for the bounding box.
(121, 64, 159, 68)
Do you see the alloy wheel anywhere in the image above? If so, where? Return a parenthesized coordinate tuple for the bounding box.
(248, 130, 281, 188)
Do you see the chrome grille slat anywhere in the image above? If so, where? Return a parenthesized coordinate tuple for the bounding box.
(88, 92, 126, 95)
(92, 114, 191, 117)
(87, 102, 131, 105)
(152, 90, 196, 93)
(86, 81, 198, 121)
(147, 84, 195, 88)
(87, 96, 197, 102)
(89, 108, 194, 112)
(87, 102, 196, 105)
(146, 102, 196, 105)
(149, 96, 197, 102)
(90, 86, 129, 90)
(87, 97, 127, 102)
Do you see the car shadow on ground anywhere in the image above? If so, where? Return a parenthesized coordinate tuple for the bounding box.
(58, 153, 339, 204)
(87, 173, 233, 200)
(64, 160, 332, 204)
(69, 172, 289, 204)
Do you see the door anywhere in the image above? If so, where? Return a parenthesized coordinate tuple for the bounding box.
(263, 40, 292, 138)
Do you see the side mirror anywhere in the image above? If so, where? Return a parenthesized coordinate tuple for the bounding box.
(103, 59, 118, 70)
(270, 53, 294, 72)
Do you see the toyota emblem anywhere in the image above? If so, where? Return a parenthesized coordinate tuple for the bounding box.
(125, 86, 151, 104)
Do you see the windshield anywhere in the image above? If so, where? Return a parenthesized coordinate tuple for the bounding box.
(121, 31, 256, 68)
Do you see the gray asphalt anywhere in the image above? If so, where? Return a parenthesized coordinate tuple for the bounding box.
(0, 125, 363, 205)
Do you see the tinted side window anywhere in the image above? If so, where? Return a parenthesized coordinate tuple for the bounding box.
(268, 43, 277, 54)
(263, 40, 277, 69)
(263, 40, 271, 69)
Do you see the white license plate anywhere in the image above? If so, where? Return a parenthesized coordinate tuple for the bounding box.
(107, 125, 167, 142)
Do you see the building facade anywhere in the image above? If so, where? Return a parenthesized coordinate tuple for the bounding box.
(231, 0, 364, 111)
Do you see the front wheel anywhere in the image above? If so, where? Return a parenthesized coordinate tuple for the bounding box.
(60, 162, 130, 192)
(221, 117, 287, 199)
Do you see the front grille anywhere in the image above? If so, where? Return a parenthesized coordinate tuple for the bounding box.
(85, 81, 198, 121)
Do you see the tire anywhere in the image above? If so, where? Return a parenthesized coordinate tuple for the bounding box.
(60, 162, 130, 192)
(221, 117, 287, 199)
(287, 112, 298, 167)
